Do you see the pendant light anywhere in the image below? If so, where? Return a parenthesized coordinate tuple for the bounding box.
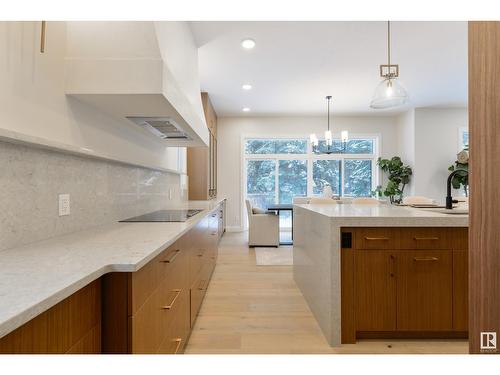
(310, 96, 348, 154)
(370, 21, 409, 109)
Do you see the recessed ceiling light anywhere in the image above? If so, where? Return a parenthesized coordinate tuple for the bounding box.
(241, 38, 256, 49)
(242, 84, 252, 90)
(242, 107, 251, 112)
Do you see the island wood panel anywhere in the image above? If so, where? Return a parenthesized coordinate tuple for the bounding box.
(0, 279, 101, 354)
(396, 250, 453, 331)
(341, 227, 468, 343)
(355, 250, 397, 332)
(468, 21, 500, 354)
(453, 249, 469, 332)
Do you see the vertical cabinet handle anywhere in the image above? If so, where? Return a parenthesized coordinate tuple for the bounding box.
(162, 289, 182, 310)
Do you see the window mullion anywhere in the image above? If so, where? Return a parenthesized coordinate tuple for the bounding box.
(340, 159, 345, 197)
(275, 159, 279, 204)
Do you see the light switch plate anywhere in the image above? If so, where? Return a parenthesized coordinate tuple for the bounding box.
(58, 194, 70, 216)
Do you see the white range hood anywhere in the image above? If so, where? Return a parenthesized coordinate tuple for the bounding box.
(64, 21, 209, 147)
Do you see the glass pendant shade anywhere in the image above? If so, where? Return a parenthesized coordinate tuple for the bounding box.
(309, 133, 318, 147)
(370, 77, 409, 109)
(341, 130, 349, 143)
(324, 130, 332, 145)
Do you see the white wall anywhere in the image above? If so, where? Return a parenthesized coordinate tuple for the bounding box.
(413, 108, 468, 202)
(396, 109, 416, 195)
(396, 108, 468, 203)
(218, 115, 399, 230)
(0, 21, 185, 172)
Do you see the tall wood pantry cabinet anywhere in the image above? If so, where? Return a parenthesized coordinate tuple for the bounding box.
(187, 92, 218, 200)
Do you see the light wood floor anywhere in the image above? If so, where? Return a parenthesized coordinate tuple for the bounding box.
(184, 231, 468, 354)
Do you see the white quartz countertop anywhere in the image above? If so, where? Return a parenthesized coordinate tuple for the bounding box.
(295, 203, 468, 227)
(0, 198, 225, 339)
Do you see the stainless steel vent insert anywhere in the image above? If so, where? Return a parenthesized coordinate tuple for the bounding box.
(126, 117, 191, 140)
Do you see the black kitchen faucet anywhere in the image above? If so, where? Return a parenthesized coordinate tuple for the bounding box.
(446, 169, 469, 209)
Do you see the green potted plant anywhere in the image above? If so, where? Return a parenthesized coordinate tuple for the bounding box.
(448, 148, 469, 196)
(373, 156, 413, 204)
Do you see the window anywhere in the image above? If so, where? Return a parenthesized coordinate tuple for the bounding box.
(313, 139, 374, 154)
(343, 159, 372, 197)
(278, 160, 308, 203)
(245, 139, 307, 154)
(312, 159, 341, 195)
(246, 160, 276, 208)
(244, 136, 378, 211)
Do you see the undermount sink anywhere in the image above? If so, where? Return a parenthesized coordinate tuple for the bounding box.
(424, 208, 469, 215)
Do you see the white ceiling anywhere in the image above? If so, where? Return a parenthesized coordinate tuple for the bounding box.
(190, 21, 468, 117)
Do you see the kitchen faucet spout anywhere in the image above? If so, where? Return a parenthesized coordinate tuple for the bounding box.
(446, 169, 469, 209)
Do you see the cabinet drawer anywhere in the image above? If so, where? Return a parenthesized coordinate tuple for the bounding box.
(130, 278, 188, 353)
(399, 228, 459, 249)
(190, 264, 213, 327)
(157, 294, 190, 354)
(130, 240, 186, 314)
(354, 228, 399, 249)
(190, 246, 209, 285)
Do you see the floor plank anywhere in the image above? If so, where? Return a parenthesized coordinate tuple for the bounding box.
(184, 231, 468, 354)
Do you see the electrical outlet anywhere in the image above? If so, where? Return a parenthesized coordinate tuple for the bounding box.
(58, 194, 70, 216)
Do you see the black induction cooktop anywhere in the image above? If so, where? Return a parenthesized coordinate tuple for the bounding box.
(119, 209, 203, 223)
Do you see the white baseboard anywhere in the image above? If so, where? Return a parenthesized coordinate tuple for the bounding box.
(225, 226, 244, 232)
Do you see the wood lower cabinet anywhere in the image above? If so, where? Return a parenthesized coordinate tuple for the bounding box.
(396, 250, 453, 331)
(452, 249, 468, 331)
(0, 279, 101, 354)
(102, 204, 224, 354)
(355, 250, 396, 332)
(189, 210, 219, 327)
(0, 204, 225, 354)
(342, 227, 468, 343)
(128, 238, 190, 354)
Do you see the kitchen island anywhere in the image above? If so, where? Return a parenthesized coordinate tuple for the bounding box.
(293, 203, 468, 346)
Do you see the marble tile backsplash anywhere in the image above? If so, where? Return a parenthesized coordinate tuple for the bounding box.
(0, 140, 186, 252)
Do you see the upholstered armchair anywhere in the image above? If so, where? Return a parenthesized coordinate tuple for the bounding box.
(245, 200, 280, 247)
